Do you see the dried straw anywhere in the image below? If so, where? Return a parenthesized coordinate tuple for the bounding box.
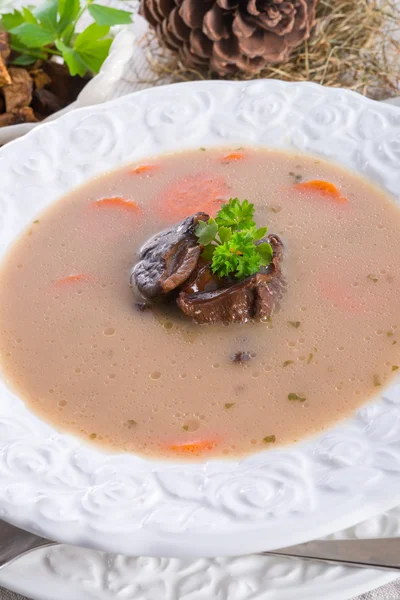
(136, 0, 400, 99)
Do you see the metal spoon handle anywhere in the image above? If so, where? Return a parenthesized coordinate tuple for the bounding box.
(263, 538, 400, 571)
(2, 519, 400, 572)
(0, 520, 54, 569)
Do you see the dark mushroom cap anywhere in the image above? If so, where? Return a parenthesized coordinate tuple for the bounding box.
(177, 234, 285, 323)
(131, 212, 209, 300)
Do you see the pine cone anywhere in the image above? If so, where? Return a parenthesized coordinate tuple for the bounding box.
(140, 0, 318, 76)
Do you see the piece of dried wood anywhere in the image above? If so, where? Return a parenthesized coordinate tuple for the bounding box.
(30, 68, 52, 90)
(32, 88, 63, 116)
(3, 67, 33, 111)
(0, 55, 11, 87)
(0, 106, 37, 127)
(0, 31, 11, 62)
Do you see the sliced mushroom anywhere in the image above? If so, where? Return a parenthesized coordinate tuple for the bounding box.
(177, 235, 285, 323)
(131, 212, 209, 300)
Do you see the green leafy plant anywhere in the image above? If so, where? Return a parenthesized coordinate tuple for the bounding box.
(0, 0, 133, 76)
(195, 198, 273, 280)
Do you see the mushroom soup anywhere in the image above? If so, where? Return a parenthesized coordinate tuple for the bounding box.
(0, 147, 399, 460)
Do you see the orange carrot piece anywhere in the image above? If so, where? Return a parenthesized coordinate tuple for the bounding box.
(92, 197, 141, 214)
(55, 274, 90, 287)
(168, 439, 217, 454)
(221, 152, 245, 163)
(157, 172, 229, 221)
(319, 279, 363, 313)
(294, 180, 348, 203)
(130, 165, 159, 175)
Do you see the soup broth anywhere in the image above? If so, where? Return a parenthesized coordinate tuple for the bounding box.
(0, 147, 399, 459)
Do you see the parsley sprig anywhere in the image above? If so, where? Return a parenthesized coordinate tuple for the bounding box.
(195, 198, 273, 279)
(0, 0, 133, 76)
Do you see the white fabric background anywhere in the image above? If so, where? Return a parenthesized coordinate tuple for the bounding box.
(0, 1, 399, 599)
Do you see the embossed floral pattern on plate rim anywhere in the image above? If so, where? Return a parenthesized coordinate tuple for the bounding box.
(0, 80, 400, 558)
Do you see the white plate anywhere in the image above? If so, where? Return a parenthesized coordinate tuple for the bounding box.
(1, 505, 400, 600)
(0, 80, 400, 558)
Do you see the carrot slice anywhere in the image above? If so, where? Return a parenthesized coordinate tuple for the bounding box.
(157, 172, 229, 221)
(319, 279, 363, 313)
(221, 152, 245, 163)
(55, 274, 90, 287)
(294, 180, 348, 203)
(92, 197, 141, 214)
(168, 439, 217, 454)
(130, 165, 158, 175)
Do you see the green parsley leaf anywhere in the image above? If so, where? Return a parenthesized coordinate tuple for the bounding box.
(22, 7, 38, 24)
(182, 425, 189, 431)
(224, 402, 235, 409)
(34, 0, 58, 33)
(254, 226, 268, 241)
(307, 353, 313, 364)
(283, 360, 294, 367)
(196, 218, 218, 246)
(1, 10, 25, 30)
(218, 226, 232, 244)
(201, 244, 216, 262)
(12, 54, 37, 65)
(392, 365, 399, 371)
(215, 198, 255, 231)
(74, 23, 112, 73)
(256, 242, 273, 266)
(10, 23, 54, 48)
(195, 198, 271, 280)
(263, 435, 276, 443)
(212, 229, 262, 279)
(58, 0, 80, 37)
(373, 374, 381, 387)
(55, 40, 86, 76)
(289, 321, 301, 328)
(88, 4, 133, 26)
(367, 274, 378, 283)
(9, 33, 47, 59)
(288, 393, 306, 402)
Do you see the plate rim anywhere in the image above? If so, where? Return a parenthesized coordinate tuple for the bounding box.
(0, 78, 400, 557)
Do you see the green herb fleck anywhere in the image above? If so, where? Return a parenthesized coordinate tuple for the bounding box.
(373, 374, 381, 387)
(270, 207, 280, 213)
(33, 219, 39, 224)
(289, 171, 302, 183)
(224, 402, 236, 409)
(393, 340, 397, 345)
(183, 425, 189, 431)
(387, 331, 394, 337)
(392, 366, 399, 372)
(263, 435, 276, 444)
(126, 419, 136, 428)
(283, 360, 294, 367)
(307, 353, 313, 364)
(288, 393, 306, 402)
(289, 321, 301, 328)
(367, 274, 379, 283)
(200, 147, 206, 151)
(89, 433, 97, 439)
(195, 198, 272, 280)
